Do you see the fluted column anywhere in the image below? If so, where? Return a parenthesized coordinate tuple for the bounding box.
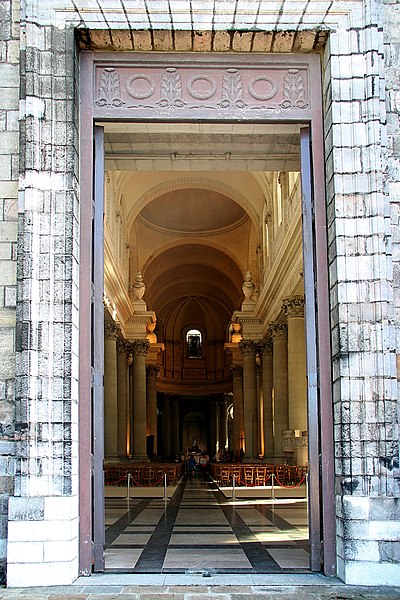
(146, 365, 158, 457)
(219, 396, 227, 452)
(259, 339, 274, 458)
(230, 365, 244, 453)
(239, 340, 258, 459)
(269, 322, 288, 457)
(162, 394, 171, 457)
(171, 397, 180, 456)
(104, 322, 119, 460)
(283, 296, 307, 433)
(117, 340, 129, 460)
(131, 339, 150, 462)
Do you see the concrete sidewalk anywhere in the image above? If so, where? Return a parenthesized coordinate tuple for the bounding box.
(0, 574, 399, 599)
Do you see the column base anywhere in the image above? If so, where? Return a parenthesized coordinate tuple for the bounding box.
(131, 454, 150, 463)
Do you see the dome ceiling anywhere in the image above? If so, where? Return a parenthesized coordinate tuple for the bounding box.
(139, 189, 246, 234)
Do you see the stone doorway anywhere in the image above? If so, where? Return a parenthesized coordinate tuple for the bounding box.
(78, 51, 334, 570)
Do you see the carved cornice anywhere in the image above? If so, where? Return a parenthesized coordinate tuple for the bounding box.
(130, 339, 150, 356)
(239, 340, 257, 357)
(229, 365, 243, 378)
(257, 339, 273, 355)
(104, 321, 120, 340)
(282, 295, 305, 318)
(269, 322, 288, 340)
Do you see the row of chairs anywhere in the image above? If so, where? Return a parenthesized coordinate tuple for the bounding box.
(210, 463, 307, 487)
(104, 462, 184, 487)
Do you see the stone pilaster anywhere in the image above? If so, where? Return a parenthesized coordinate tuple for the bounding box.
(229, 365, 244, 453)
(283, 296, 307, 433)
(104, 322, 120, 459)
(258, 339, 274, 458)
(131, 339, 150, 462)
(161, 394, 171, 457)
(146, 365, 158, 456)
(239, 340, 258, 459)
(171, 397, 180, 456)
(210, 400, 218, 457)
(269, 322, 288, 457)
(219, 396, 227, 452)
(116, 340, 129, 460)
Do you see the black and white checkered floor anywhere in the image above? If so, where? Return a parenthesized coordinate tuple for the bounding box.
(105, 472, 310, 574)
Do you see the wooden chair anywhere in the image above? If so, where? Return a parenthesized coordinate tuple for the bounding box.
(242, 466, 254, 486)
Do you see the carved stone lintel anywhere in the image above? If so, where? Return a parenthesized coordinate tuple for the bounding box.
(257, 338, 273, 355)
(131, 339, 150, 357)
(238, 340, 257, 357)
(282, 295, 305, 319)
(269, 322, 288, 340)
(229, 365, 243, 378)
(104, 321, 120, 340)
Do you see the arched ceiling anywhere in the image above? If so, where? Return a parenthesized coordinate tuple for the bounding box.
(143, 244, 243, 324)
(139, 189, 246, 234)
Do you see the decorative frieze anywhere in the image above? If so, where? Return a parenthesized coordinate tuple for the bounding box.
(94, 62, 310, 119)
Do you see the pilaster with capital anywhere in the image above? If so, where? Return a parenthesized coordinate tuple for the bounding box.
(131, 339, 150, 462)
(258, 339, 274, 457)
(146, 364, 159, 456)
(269, 322, 288, 457)
(239, 340, 259, 458)
(283, 296, 307, 442)
(229, 365, 244, 453)
(116, 340, 130, 460)
(104, 321, 120, 459)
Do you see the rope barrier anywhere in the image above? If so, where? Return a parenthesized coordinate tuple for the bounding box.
(273, 475, 306, 488)
(129, 474, 165, 487)
(215, 472, 306, 488)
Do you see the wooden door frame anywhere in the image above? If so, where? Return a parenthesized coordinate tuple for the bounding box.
(79, 51, 335, 576)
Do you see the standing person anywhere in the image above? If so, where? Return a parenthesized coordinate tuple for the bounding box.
(188, 454, 196, 477)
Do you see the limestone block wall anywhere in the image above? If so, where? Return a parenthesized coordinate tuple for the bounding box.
(5, 0, 81, 587)
(0, 0, 19, 584)
(1, 0, 399, 588)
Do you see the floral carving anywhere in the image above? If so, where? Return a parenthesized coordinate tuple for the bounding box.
(95, 68, 125, 108)
(157, 68, 186, 108)
(281, 69, 307, 109)
(218, 69, 247, 109)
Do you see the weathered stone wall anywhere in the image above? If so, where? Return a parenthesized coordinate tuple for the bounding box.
(0, 0, 19, 585)
(324, 0, 399, 584)
(1, 0, 399, 588)
(6, 1, 81, 586)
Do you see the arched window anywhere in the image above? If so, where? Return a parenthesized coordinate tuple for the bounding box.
(186, 329, 202, 358)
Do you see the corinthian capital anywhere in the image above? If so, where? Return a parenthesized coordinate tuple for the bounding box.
(269, 322, 288, 340)
(131, 339, 150, 357)
(104, 321, 120, 340)
(257, 338, 273, 355)
(229, 364, 243, 378)
(239, 340, 257, 357)
(282, 295, 305, 318)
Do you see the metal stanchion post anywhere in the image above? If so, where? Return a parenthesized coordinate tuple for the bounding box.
(232, 474, 236, 500)
(164, 473, 167, 500)
(126, 472, 131, 501)
(271, 473, 275, 500)
(305, 472, 308, 500)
